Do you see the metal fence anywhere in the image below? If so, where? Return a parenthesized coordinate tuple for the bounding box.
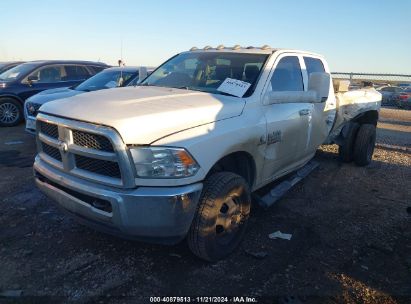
(331, 72, 411, 86)
(331, 72, 411, 108)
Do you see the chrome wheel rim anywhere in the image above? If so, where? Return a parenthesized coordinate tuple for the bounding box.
(0, 102, 20, 124)
(215, 195, 242, 245)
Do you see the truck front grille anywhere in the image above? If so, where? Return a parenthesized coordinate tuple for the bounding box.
(40, 121, 59, 139)
(75, 155, 121, 178)
(72, 130, 114, 152)
(35, 115, 134, 188)
(42, 143, 62, 161)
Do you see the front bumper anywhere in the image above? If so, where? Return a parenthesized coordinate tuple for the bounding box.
(34, 156, 203, 244)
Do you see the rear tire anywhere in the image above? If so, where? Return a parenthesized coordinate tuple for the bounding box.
(353, 124, 376, 166)
(0, 98, 23, 127)
(188, 172, 251, 262)
(338, 122, 359, 162)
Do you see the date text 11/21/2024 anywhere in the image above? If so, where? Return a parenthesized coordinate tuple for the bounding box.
(149, 296, 258, 303)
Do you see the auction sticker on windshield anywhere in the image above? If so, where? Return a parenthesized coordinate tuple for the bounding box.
(217, 78, 251, 97)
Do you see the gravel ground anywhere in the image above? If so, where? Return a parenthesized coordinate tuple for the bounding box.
(0, 107, 410, 304)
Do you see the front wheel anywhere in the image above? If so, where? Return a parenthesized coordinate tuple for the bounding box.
(338, 122, 360, 162)
(0, 98, 23, 127)
(353, 124, 376, 166)
(188, 172, 251, 262)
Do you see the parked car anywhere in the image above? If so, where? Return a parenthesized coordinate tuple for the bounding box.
(33, 46, 381, 261)
(0, 61, 25, 74)
(0, 60, 109, 127)
(377, 86, 403, 106)
(395, 87, 411, 109)
(24, 66, 143, 134)
(397, 83, 411, 89)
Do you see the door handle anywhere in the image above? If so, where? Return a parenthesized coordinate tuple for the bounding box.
(299, 109, 311, 116)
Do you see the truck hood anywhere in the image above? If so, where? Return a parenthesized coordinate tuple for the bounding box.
(40, 86, 245, 144)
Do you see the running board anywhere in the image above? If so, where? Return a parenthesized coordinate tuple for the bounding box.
(256, 160, 319, 209)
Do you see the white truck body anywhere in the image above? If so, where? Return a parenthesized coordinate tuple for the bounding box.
(33, 46, 381, 260)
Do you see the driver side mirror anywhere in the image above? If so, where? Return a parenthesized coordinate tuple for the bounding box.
(27, 75, 39, 85)
(308, 72, 330, 102)
(264, 72, 331, 105)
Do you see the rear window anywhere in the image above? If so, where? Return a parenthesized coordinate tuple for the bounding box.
(304, 57, 325, 76)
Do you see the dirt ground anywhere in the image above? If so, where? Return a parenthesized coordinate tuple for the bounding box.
(0, 108, 410, 304)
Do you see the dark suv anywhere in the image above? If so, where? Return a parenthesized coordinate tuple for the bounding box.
(0, 60, 109, 126)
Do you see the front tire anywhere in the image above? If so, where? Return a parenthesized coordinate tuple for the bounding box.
(338, 122, 359, 162)
(188, 172, 251, 262)
(353, 124, 376, 166)
(0, 98, 23, 127)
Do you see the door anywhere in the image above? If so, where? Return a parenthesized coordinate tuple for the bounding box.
(301, 56, 336, 153)
(261, 55, 311, 182)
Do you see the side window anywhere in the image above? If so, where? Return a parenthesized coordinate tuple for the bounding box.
(64, 65, 90, 81)
(270, 56, 304, 91)
(29, 65, 64, 83)
(304, 57, 325, 76)
(89, 65, 106, 74)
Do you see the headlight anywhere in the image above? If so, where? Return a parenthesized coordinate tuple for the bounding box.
(129, 147, 200, 178)
(26, 102, 37, 116)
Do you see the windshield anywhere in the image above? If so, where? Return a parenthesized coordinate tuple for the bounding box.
(75, 69, 137, 92)
(0, 63, 37, 81)
(141, 52, 269, 97)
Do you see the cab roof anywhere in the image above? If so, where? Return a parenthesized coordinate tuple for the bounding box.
(186, 45, 323, 57)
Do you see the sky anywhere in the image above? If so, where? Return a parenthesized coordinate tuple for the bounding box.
(1, 0, 410, 73)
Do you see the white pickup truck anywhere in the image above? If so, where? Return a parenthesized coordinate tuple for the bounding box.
(33, 46, 381, 261)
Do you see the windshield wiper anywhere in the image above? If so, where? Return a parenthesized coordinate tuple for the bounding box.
(216, 91, 238, 97)
(173, 86, 237, 97)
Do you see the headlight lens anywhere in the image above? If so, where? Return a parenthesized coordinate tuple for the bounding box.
(129, 147, 200, 178)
